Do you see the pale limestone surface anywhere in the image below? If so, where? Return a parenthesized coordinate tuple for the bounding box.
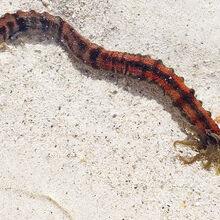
(0, 0, 219, 219)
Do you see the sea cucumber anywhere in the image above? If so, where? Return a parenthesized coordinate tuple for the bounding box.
(0, 10, 219, 170)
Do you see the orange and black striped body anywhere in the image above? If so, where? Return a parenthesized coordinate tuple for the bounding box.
(0, 10, 219, 151)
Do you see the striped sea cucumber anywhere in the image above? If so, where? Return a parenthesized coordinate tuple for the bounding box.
(0, 10, 219, 171)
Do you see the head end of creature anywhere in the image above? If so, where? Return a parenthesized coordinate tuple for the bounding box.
(174, 130, 220, 174)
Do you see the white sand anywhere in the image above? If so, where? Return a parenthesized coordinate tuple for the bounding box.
(0, 0, 219, 219)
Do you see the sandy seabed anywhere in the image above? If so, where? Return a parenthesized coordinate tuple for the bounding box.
(0, 0, 219, 219)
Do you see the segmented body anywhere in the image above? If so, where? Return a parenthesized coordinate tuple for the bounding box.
(0, 10, 219, 169)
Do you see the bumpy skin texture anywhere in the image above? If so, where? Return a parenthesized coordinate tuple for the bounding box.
(0, 10, 219, 169)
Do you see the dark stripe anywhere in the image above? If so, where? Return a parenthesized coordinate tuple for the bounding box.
(63, 34, 69, 42)
(78, 40, 88, 52)
(0, 26, 7, 40)
(176, 93, 193, 106)
(6, 21, 15, 36)
(133, 60, 151, 72)
(108, 55, 152, 74)
(90, 48, 101, 68)
(152, 66, 179, 89)
(125, 59, 152, 72)
(40, 16, 50, 31)
(120, 54, 126, 74)
(111, 56, 117, 72)
(15, 16, 28, 32)
(124, 57, 129, 74)
(57, 19, 64, 41)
